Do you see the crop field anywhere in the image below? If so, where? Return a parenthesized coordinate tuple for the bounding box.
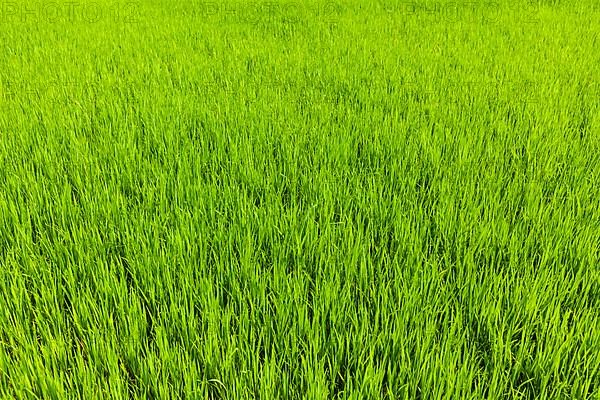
(0, 0, 599, 398)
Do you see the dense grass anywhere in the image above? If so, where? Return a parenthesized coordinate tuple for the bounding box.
(1, 0, 599, 398)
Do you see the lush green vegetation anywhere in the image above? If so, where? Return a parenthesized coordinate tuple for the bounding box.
(1, 0, 599, 398)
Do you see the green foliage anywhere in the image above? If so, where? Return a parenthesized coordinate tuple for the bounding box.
(0, 0, 599, 398)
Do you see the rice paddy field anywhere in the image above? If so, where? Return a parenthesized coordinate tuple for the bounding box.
(1, 0, 599, 398)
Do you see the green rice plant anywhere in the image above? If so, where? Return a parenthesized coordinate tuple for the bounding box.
(0, 0, 599, 398)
